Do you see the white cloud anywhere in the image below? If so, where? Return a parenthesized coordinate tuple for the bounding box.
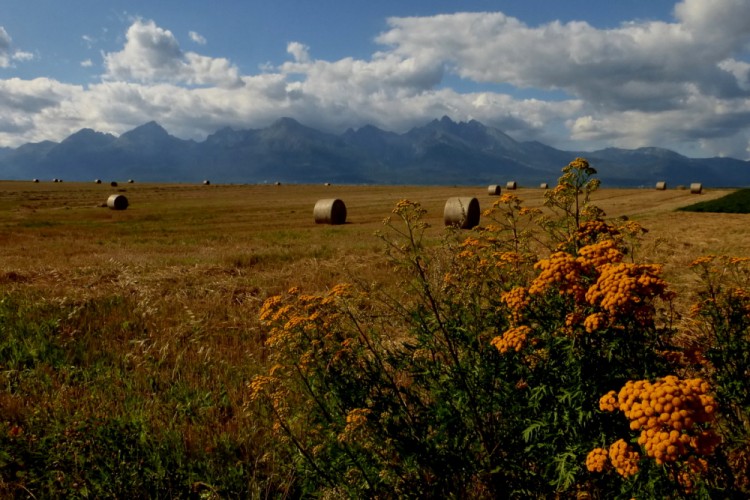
(1, 2, 750, 160)
(189, 31, 206, 45)
(719, 59, 750, 91)
(11, 50, 34, 63)
(0, 27, 12, 67)
(0, 26, 34, 68)
(103, 19, 242, 88)
(81, 59, 93, 68)
(287, 42, 310, 63)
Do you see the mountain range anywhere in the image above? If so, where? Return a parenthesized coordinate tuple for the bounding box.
(1, 116, 748, 187)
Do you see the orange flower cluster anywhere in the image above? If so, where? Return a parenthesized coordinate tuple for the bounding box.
(608, 439, 641, 477)
(599, 390, 618, 412)
(493, 251, 526, 268)
(501, 286, 530, 324)
(604, 376, 720, 465)
(577, 240, 623, 268)
(528, 240, 628, 305)
(575, 220, 620, 246)
(457, 237, 488, 260)
(529, 252, 588, 302)
(584, 312, 608, 333)
(585, 262, 671, 322)
(585, 447, 609, 473)
(491, 325, 531, 354)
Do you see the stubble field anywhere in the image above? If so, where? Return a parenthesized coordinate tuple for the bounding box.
(1, 179, 748, 496)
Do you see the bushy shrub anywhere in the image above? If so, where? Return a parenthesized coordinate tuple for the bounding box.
(252, 158, 750, 497)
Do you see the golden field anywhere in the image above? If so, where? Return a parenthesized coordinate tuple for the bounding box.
(1, 178, 749, 496)
(1, 180, 747, 302)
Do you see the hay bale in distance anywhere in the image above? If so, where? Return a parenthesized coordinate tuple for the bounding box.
(203, 180, 211, 185)
(540, 183, 549, 189)
(106, 194, 128, 210)
(506, 181, 517, 190)
(32, 179, 39, 183)
(110, 181, 118, 187)
(690, 183, 703, 194)
(274, 181, 282, 186)
(487, 185, 501, 195)
(95, 179, 102, 184)
(655, 181, 667, 190)
(444, 197, 480, 229)
(128, 179, 135, 184)
(314, 198, 347, 225)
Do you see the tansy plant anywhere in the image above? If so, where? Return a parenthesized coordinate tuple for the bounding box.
(250, 159, 749, 498)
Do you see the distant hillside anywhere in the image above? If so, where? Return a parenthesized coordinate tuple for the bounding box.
(1, 116, 749, 187)
(678, 188, 750, 213)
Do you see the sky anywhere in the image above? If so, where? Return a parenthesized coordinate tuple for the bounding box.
(2, 0, 750, 159)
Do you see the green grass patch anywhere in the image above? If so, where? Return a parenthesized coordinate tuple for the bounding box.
(678, 188, 750, 213)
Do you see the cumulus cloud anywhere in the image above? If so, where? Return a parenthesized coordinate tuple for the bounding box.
(2, 1, 750, 159)
(287, 42, 310, 63)
(189, 31, 206, 45)
(103, 19, 242, 88)
(0, 26, 34, 68)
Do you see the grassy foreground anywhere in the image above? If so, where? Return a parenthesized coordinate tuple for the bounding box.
(1, 170, 749, 497)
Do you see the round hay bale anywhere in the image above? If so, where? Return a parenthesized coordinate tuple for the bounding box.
(690, 183, 703, 194)
(128, 179, 134, 184)
(106, 194, 129, 210)
(94, 179, 102, 184)
(506, 181, 517, 190)
(203, 180, 211, 185)
(487, 184, 501, 195)
(540, 183, 549, 189)
(444, 197, 480, 229)
(655, 181, 667, 190)
(274, 181, 282, 186)
(32, 178, 39, 183)
(324, 182, 331, 186)
(314, 198, 347, 225)
(110, 181, 118, 187)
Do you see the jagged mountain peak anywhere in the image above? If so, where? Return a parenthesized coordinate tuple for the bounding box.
(1, 117, 748, 186)
(120, 120, 170, 139)
(60, 128, 116, 146)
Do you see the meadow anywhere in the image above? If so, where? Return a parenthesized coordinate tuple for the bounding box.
(1, 171, 749, 498)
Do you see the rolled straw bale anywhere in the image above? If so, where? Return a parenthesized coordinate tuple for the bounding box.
(128, 179, 135, 184)
(274, 181, 282, 186)
(690, 183, 703, 194)
(444, 197, 480, 229)
(32, 179, 39, 183)
(314, 198, 347, 225)
(655, 181, 667, 190)
(110, 181, 118, 187)
(506, 181, 517, 190)
(540, 183, 549, 189)
(106, 194, 128, 210)
(203, 180, 211, 185)
(95, 179, 102, 184)
(487, 185, 501, 195)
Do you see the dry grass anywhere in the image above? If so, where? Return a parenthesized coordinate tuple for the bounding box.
(1, 179, 748, 494)
(1, 180, 746, 305)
